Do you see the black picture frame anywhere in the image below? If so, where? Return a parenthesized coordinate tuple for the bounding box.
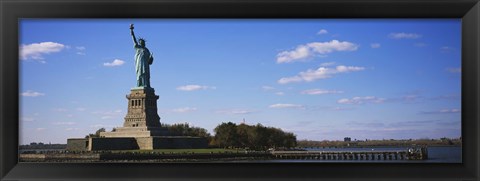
(1, 0, 479, 180)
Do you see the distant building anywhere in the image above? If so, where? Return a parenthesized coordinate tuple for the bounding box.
(344, 137, 351, 142)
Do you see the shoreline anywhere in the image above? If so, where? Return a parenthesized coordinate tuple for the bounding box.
(19, 146, 436, 162)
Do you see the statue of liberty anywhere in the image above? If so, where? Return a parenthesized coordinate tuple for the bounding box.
(130, 24, 153, 88)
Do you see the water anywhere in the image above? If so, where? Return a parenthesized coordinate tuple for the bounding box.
(265, 146, 461, 163)
(424, 146, 462, 163)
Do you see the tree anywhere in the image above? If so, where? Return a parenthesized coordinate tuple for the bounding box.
(162, 123, 211, 137)
(252, 124, 269, 149)
(85, 128, 105, 138)
(283, 132, 297, 148)
(212, 122, 297, 150)
(236, 123, 250, 148)
(214, 122, 239, 148)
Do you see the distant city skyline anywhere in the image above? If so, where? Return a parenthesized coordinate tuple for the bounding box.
(20, 19, 461, 144)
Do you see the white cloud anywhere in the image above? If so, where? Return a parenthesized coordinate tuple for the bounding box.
(278, 76, 303, 84)
(275, 92, 285, 96)
(92, 110, 121, 114)
(414, 43, 427, 47)
(103, 59, 125, 67)
(446, 67, 461, 73)
(422, 109, 460, 114)
(75, 46, 86, 51)
(92, 110, 122, 119)
(36, 128, 46, 131)
(269, 103, 304, 109)
(261, 86, 284, 95)
(308, 40, 359, 53)
(370, 43, 381, 48)
(389, 33, 421, 39)
(21, 117, 35, 122)
(65, 128, 80, 131)
(439, 109, 460, 113)
(20, 42, 66, 60)
(91, 124, 115, 128)
(441, 46, 455, 52)
(278, 65, 365, 84)
(216, 109, 254, 115)
(337, 96, 386, 104)
(276, 40, 358, 63)
(317, 29, 328, 35)
(402, 95, 422, 102)
(76, 107, 87, 111)
(336, 65, 364, 73)
(301, 89, 343, 95)
(176, 85, 216, 91)
(21, 90, 45, 97)
(276, 45, 310, 63)
(52, 122, 76, 125)
(75, 46, 86, 55)
(52, 108, 68, 112)
(331, 107, 353, 111)
(172, 107, 197, 113)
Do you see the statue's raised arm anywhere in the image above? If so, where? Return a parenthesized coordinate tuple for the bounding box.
(130, 24, 138, 46)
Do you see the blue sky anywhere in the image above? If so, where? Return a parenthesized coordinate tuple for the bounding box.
(19, 19, 461, 144)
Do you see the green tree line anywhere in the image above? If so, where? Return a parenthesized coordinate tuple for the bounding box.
(212, 122, 297, 150)
(161, 123, 211, 137)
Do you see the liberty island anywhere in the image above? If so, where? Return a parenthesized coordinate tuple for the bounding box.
(61, 25, 430, 158)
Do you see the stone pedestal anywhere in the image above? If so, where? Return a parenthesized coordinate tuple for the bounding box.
(100, 87, 169, 138)
(124, 87, 161, 128)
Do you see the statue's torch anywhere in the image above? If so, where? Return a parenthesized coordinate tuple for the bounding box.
(130, 24, 134, 30)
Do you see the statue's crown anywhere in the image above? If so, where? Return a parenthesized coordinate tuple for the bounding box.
(138, 38, 146, 42)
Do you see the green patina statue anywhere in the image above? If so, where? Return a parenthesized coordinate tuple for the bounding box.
(130, 24, 154, 88)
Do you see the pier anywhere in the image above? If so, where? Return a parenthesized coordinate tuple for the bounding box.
(271, 147, 428, 160)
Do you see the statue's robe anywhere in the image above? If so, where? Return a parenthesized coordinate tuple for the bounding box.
(134, 45, 153, 87)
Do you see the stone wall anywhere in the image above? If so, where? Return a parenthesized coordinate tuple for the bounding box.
(136, 137, 153, 150)
(100, 127, 169, 138)
(66, 138, 89, 151)
(68, 136, 208, 151)
(88, 137, 139, 150)
(151, 136, 208, 149)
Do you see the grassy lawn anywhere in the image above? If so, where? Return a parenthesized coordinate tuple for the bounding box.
(112, 148, 245, 154)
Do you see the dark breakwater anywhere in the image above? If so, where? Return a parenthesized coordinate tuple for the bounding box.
(19, 147, 438, 162)
(20, 152, 271, 162)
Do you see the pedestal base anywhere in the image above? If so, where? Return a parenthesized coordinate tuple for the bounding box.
(99, 127, 169, 137)
(67, 136, 209, 151)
